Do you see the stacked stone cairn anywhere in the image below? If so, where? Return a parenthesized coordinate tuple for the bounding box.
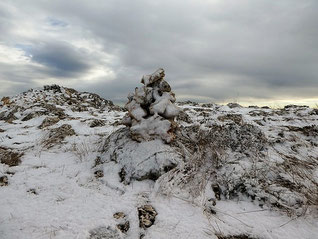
(122, 68, 181, 143)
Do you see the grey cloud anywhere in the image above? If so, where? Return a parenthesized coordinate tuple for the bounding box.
(27, 41, 92, 78)
(0, 0, 318, 104)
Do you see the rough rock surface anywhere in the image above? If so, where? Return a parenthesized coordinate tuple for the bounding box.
(138, 205, 157, 229)
(101, 127, 181, 184)
(123, 69, 181, 143)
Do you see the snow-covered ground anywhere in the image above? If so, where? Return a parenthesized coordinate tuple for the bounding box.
(0, 86, 317, 239)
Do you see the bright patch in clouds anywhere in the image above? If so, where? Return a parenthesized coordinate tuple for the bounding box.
(0, 44, 32, 64)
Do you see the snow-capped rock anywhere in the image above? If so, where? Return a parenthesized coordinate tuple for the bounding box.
(123, 68, 181, 143)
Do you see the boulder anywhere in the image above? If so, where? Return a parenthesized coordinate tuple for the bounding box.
(101, 128, 181, 184)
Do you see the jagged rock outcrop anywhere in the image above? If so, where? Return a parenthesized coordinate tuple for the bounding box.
(123, 69, 181, 143)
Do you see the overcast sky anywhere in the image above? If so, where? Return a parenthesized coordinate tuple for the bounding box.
(1, 0, 317, 106)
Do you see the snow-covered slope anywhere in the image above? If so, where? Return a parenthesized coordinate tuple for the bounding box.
(0, 86, 317, 239)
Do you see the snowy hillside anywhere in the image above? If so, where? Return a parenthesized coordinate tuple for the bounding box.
(0, 85, 318, 239)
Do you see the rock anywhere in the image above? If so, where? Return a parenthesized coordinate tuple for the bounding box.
(22, 111, 47, 121)
(27, 188, 38, 195)
(0, 128, 5, 132)
(94, 170, 104, 178)
(212, 184, 222, 200)
(71, 105, 88, 112)
(216, 234, 257, 239)
(201, 103, 216, 108)
(217, 114, 243, 125)
(138, 205, 157, 229)
(94, 156, 102, 167)
(284, 104, 309, 109)
(113, 212, 129, 234)
(176, 111, 193, 124)
(116, 221, 130, 234)
(1, 96, 11, 105)
(123, 69, 181, 143)
(118, 168, 126, 183)
(102, 128, 180, 184)
(0, 175, 8, 186)
(177, 100, 199, 106)
(286, 125, 318, 137)
(130, 115, 174, 143)
(88, 226, 121, 239)
(310, 109, 318, 115)
(0, 147, 22, 166)
(141, 68, 165, 86)
(39, 117, 60, 129)
(0, 106, 19, 123)
(90, 119, 106, 128)
(42, 124, 75, 148)
(113, 212, 126, 220)
(248, 105, 259, 108)
(42, 104, 66, 119)
(44, 84, 63, 93)
(227, 103, 242, 108)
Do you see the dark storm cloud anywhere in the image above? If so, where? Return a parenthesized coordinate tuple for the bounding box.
(0, 0, 318, 105)
(27, 41, 92, 77)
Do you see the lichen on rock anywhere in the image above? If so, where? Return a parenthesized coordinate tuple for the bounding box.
(123, 68, 181, 143)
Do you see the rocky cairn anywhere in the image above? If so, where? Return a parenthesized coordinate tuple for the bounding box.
(100, 69, 182, 184)
(123, 68, 181, 143)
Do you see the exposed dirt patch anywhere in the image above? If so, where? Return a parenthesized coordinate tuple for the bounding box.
(43, 124, 75, 148)
(0, 147, 23, 166)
